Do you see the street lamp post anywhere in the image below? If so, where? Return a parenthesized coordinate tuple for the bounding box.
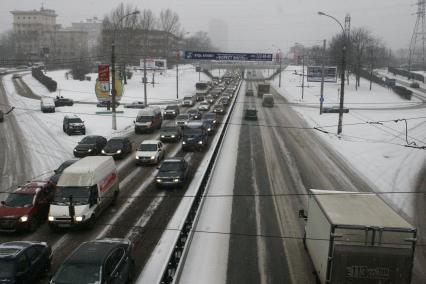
(111, 10, 140, 130)
(318, 11, 347, 134)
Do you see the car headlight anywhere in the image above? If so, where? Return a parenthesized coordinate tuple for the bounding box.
(198, 141, 203, 145)
(156, 178, 162, 183)
(135, 156, 140, 159)
(207, 128, 211, 131)
(213, 120, 217, 124)
(19, 216, 28, 222)
(73, 149, 77, 152)
(173, 178, 180, 182)
(116, 150, 122, 154)
(74, 216, 84, 222)
(48, 216, 55, 222)
(171, 135, 175, 138)
(172, 111, 175, 114)
(87, 149, 93, 152)
(161, 135, 165, 138)
(101, 149, 105, 154)
(182, 141, 186, 145)
(150, 156, 155, 160)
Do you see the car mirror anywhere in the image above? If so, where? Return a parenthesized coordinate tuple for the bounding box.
(53, 169, 58, 174)
(0, 200, 5, 205)
(133, 120, 135, 124)
(156, 165, 160, 169)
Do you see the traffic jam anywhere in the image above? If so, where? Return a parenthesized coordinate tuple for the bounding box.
(0, 71, 242, 283)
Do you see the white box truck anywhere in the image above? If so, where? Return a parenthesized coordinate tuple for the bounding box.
(300, 189, 416, 284)
(48, 156, 119, 230)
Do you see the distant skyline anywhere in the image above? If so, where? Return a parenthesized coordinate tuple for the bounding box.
(0, 0, 415, 53)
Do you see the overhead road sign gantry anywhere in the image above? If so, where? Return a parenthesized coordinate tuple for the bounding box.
(184, 51, 273, 61)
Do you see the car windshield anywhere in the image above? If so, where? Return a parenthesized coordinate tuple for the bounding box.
(107, 139, 123, 147)
(138, 144, 157, 151)
(183, 97, 193, 100)
(52, 263, 101, 284)
(160, 162, 181, 172)
(68, 118, 82, 123)
(162, 127, 177, 133)
(166, 106, 177, 110)
(0, 260, 15, 278)
(80, 137, 97, 144)
(136, 116, 153, 122)
(53, 187, 90, 205)
(3, 193, 34, 208)
(184, 127, 203, 135)
(188, 110, 197, 114)
(176, 114, 189, 120)
(203, 114, 215, 119)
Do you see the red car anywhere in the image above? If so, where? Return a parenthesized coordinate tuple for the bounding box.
(0, 181, 55, 232)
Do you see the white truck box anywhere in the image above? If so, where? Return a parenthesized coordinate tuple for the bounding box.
(303, 189, 416, 284)
(49, 156, 119, 229)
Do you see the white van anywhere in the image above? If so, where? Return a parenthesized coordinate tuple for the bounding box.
(48, 156, 119, 230)
(134, 107, 162, 134)
(40, 97, 55, 113)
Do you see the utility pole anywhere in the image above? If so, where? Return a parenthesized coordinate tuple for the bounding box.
(320, 39, 326, 114)
(143, 57, 148, 107)
(369, 46, 373, 91)
(176, 62, 179, 99)
(301, 55, 305, 100)
(278, 50, 282, 88)
(111, 42, 117, 130)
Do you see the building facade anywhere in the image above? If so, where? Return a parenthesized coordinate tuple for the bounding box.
(11, 7, 89, 63)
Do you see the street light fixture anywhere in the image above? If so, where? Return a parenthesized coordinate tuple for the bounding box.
(318, 11, 347, 134)
(111, 10, 140, 130)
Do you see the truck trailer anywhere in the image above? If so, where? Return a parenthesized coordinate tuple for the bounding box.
(257, 83, 270, 98)
(301, 189, 416, 284)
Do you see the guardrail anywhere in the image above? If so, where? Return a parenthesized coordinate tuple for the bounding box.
(157, 80, 243, 284)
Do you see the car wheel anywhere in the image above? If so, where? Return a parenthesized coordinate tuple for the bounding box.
(82, 130, 86, 135)
(112, 190, 119, 206)
(28, 217, 38, 233)
(87, 214, 96, 229)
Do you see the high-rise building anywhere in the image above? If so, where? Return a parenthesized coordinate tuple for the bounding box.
(208, 19, 228, 51)
(71, 17, 102, 50)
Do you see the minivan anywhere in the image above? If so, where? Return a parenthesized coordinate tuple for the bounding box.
(134, 107, 162, 134)
(48, 156, 119, 230)
(40, 97, 55, 113)
(182, 121, 209, 151)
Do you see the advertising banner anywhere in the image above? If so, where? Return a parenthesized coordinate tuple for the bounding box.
(307, 66, 337, 83)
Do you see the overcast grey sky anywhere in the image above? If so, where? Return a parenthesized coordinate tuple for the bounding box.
(0, 0, 414, 52)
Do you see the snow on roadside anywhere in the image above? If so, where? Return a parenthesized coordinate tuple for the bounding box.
(268, 66, 426, 219)
(4, 65, 206, 182)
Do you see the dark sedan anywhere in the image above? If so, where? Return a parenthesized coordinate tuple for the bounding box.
(73, 135, 107, 158)
(101, 137, 132, 159)
(160, 126, 182, 143)
(0, 241, 51, 283)
(124, 101, 145, 109)
(187, 109, 202, 120)
(54, 97, 74, 107)
(156, 157, 189, 188)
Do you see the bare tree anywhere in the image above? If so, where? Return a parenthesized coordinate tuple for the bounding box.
(184, 31, 215, 51)
(158, 9, 181, 59)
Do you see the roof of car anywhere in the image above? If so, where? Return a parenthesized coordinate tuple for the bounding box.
(16, 181, 49, 194)
(0, 241, 45, 258)
(108, 137, 128, 142)
(64, 115, 80, 119)
(141, 139, 161, 144)
(65, 240, 128, 265)
(163, 157, 185, 163)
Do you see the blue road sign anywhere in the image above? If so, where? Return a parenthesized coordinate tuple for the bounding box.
(184, 51, 273, 61)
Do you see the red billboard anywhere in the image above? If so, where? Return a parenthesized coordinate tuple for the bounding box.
(98, 64, 110, 82)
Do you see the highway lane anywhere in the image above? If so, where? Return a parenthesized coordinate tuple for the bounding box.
(226, 76, 399, 283)
(0, 76, 32, 193)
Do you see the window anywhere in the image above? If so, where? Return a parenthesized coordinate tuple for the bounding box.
(25, 246, 39, 263)
(16, 254, 29, 273)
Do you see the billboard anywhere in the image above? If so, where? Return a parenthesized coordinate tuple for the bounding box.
(307, 66, 337, 83)
(140, 59, 167, 70)
(184, 51, 273, 61)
